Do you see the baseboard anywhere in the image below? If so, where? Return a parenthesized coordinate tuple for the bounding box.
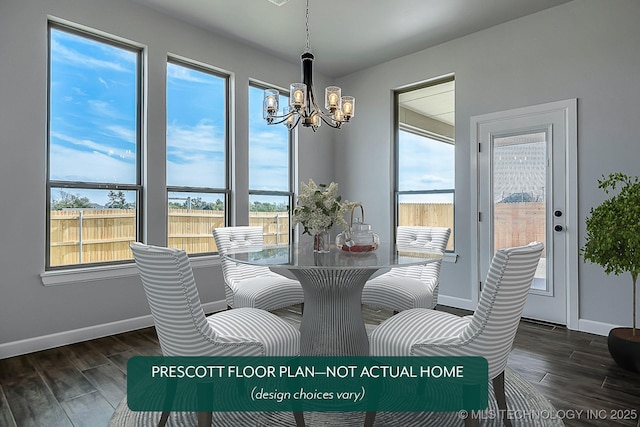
(577, 318, 620, 337)
(0, 300, 227, 360)
(439, 295, 616, 338)
(437, 295, 476, 311)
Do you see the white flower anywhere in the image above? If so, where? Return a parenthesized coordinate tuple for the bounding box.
(292, 179, 357, 236)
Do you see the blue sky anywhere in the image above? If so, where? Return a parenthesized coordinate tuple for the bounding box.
(49, 28, 137, 191)
(166, 62, 226, 189)
(398, 131, 455, 202)
(49, 27, 452, 207)
(50, 28, 291, 206)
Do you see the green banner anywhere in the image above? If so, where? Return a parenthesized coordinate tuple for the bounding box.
(127, 356, 487, 412)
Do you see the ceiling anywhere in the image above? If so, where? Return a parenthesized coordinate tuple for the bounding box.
(399, 80, 455, 127)
(130, 0, 573, 78)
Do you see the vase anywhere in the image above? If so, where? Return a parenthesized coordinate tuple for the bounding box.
(313, 229, 330, 253)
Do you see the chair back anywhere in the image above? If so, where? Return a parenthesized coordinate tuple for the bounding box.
(390, 226, 451, 298)
(130, 242, 218, 356)
(461, 242, 544, 378)
(213, 226, 272, 305)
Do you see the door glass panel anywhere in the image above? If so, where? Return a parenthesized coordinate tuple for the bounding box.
(492, 132, 547, 291)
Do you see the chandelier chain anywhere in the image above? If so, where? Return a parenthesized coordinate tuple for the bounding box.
(305, 0, 311, 52)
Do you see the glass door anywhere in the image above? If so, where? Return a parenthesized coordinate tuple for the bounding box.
(477, 110, 568, 325)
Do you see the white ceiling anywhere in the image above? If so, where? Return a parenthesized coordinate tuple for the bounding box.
(399, 80, 455, 126)
(130, 0, 572, 78)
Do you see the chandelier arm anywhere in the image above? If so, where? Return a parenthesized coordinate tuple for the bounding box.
(319, 114, 341, 129)
(293, 114, 303, 129)
(266, 111, 296, 125)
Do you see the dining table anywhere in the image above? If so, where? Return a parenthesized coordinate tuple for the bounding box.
(223, 243, 443, 357)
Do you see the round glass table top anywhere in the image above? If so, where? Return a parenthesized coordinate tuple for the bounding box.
(222, 243, 443, 270)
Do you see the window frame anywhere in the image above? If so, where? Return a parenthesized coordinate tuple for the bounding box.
(165, 57, 231, 256)
(46, 22, 143, 271)
(393, 76, 455, 252)
(248, 82, 295, 245)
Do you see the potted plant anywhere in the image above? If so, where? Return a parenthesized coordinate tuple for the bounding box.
(581, 172, 640, 372)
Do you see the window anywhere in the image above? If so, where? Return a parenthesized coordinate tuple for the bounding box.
(47, 24, 142, 269)
(248, 84, 293, 245)
(395, 77, 455, 250)
(166, 60, 229, 254)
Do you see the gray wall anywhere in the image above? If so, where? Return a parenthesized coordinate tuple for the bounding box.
(0, 0, 335, 353)
(334, 0, 640, 332)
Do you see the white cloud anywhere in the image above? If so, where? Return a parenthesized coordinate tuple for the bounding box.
(50, 38, 128, 72)
(166, 121, 226, 187)
(167, 121, 224, 156)
(106, 125, 136, 144)
(248, 130, 289, 190)
(51, 132, 135, 160)
(49, 144, 135, 183)
(88, 100, 124, 119)
(167, 64, 213, 84)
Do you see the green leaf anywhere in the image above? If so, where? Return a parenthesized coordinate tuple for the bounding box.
(582, 172, 640, 332)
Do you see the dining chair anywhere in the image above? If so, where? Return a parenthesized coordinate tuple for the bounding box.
(129, 242, 304, 427)
(361, 226, 450, 312)
(213, 226, 305, 311)
(365, 242, 544, 427)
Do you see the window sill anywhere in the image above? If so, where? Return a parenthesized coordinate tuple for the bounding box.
(443, 252, 458, 263)
(41, 255, 221, 286)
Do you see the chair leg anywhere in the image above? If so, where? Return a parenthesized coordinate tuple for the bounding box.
(196, 411, 212, 427)
(464, 416, 480, 427)
(364, 411, 376, 427)
(492, 371, 512, 427)
(158, 376, 177, 427)
(293, 411, 306, 426)
(157, 411, 170, 427)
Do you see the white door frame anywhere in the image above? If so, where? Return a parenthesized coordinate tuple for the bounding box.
(470, 99, 578, 330)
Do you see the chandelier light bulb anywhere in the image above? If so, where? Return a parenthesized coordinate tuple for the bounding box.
(263, 88, 280, 120)
(325, 86, 341, 111)
(341, 96, 355, 119)
(289, 83, 307, 109)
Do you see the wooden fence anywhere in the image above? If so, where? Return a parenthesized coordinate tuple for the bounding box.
(398, 203, 455, 250)
(50, 209, 290, 267)
(494, 202, 546, 251)
(49, 202, 545, 266)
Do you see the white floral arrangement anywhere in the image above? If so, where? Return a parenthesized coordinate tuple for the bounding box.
(292, 179, 357, 236)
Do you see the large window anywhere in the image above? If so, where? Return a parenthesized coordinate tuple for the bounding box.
(47, 24, 141, 269)
(248, 84, 293, 245)
(395, 78, 455, 250)
(166, 60, 229, 254)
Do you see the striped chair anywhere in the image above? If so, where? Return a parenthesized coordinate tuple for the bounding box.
(213, 226, 305, 311)
(129, 242, 303, 427)
(361, 226, 450, 312)
(366, 242, 544, 427)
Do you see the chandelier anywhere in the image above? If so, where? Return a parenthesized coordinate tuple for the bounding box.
(262, 0, 355, 131)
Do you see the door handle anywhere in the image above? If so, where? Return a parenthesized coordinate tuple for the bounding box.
(554, 225, 563, 232)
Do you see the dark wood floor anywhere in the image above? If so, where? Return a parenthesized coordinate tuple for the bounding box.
(1, 304, 638, 427)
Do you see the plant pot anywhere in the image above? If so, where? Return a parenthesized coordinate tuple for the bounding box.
(607, 327, 640, 372)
